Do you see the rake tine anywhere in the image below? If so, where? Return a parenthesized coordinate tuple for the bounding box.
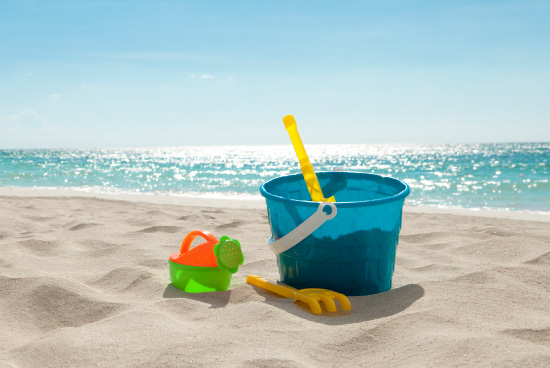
(332, 292, 352, 311)
(293, 293, 322, 315)
(317, 294, 337, 312)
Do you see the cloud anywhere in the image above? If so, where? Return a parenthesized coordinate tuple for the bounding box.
(190, 74, 215, 80)
(0, 110, 49, 133)
(49, 94, 62, 102)
(0, 110, 74, 148)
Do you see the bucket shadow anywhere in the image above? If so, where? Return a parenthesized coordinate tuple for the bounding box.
(162, 284, 231, 309)
(249, 283, 424, 325)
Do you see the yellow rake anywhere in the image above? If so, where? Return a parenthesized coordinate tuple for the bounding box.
(247, 275, 351, 315)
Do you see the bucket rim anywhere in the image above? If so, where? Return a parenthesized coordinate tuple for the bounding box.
(260, 171, 410, 208)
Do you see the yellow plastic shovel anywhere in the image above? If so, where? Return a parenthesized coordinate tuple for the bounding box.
(283, 115, 335, 202)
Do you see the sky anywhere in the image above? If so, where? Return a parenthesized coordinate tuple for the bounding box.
(0, 0, 549, 149)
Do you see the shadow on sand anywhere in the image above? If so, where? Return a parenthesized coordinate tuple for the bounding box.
(247, 283, 425, 325)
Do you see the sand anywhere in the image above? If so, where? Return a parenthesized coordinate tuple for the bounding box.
(1, 193, 549, 367)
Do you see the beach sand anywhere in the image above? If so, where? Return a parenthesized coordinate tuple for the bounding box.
(1, 193, 549, 367)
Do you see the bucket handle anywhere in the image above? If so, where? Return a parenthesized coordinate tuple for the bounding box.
(268, 202, 337, 255)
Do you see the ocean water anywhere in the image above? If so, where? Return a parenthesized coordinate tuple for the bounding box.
(1, 143, 549, 213)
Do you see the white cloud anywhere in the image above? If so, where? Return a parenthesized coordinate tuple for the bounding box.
(190, 74, 215, 79)
(0, 110, 73, 148)
(0, 110, 49, 133)
(49, 94, 62, 102)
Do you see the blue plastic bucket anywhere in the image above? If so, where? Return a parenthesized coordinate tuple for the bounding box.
(260, 171, 410, 296)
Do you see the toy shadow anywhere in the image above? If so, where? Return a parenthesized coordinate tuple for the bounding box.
(248, 283, 424, 325)
(162, 284, 232, 308)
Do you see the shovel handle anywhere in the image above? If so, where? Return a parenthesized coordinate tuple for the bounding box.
(246, 275, 296, 299)
(283, 115, 335, 202)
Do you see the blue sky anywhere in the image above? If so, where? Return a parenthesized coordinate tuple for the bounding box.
(0, 0, 548, 149)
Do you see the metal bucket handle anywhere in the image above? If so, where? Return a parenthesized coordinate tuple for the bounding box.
(268, 202, 337, 254)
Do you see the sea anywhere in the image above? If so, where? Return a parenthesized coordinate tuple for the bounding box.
(1, 142, 549, 214)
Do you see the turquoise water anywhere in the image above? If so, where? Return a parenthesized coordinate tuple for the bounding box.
(1, 143, 549, 213)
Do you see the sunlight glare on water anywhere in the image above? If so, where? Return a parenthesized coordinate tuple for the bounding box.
(1, 143, 549, 212)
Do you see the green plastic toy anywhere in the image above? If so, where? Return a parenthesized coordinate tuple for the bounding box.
(168, 231, 244, 293)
